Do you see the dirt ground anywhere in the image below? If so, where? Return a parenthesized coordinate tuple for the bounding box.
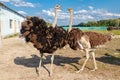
(0, 36, 120, 80)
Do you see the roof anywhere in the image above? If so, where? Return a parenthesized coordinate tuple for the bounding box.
(0, 2, 25, 18)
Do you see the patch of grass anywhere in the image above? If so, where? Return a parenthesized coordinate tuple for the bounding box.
(111, 30, 120, 35)
(4, 33, 19, 39)
(84, 30, 120, 35)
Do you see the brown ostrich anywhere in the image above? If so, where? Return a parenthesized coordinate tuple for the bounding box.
(20, 5, 67, 76)
(67, 8, 112, 73)
(107, 26, 113, 31)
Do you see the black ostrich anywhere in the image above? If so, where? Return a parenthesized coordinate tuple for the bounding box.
(20, 5, 67, 76)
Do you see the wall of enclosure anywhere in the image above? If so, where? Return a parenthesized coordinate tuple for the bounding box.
(63, 26, 107, 31)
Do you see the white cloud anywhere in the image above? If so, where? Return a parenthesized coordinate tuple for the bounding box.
(88, 6, 94, 10)
(103, 12, 120, 17)
(90, 9, 120, 18)
(11, 0, 34, 7)
(40, 6, 120, 25)
(0, 0, 34, 7)
(17, 10, 27, 15)
(0, 0, 9, 2)
(42, 9, 54, 17)
(58, 11, 69, 19)
(74, 14, 94, 20)
(74, 9, 88, 14)
(113, 13, 120, 17)
(42, 9, 69, 20)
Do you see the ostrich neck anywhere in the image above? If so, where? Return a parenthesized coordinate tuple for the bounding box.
(52, 10, 58, 28)
(68, 12, 72, 32)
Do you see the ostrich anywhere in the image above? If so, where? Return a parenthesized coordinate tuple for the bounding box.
(67, 8, 112, 73)
(20, 5, 67, 76)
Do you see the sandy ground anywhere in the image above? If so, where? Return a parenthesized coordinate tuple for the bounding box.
(0, 36, 120, 80)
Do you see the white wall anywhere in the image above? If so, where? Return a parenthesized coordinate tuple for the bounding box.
(0, 6, 24, 38)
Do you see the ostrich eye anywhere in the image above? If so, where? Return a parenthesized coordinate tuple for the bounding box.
(27, 21, 30, 24)
(20, 28, 25, 33)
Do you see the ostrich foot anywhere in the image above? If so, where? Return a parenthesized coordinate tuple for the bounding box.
(63, 46, 66, 49)
(91, 68, 98, 71)
(76, 69, 83, 73)
(50, 73, 52, 77)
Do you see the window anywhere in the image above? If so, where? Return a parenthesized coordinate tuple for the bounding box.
(10, 19, 13, 28)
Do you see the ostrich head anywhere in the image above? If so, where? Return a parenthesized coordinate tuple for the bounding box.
(20, 16, 48, 43)
(52, 5, 60, 28)
(68, 8, 73, 12)
(20, 18, 33, 42)
(26, 16, 47, 27)
(55, 4, 61, 10)
(68, 8, 73, 32)
(105, 33, 112, 41)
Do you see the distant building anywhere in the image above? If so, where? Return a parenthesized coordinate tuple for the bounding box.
(0, 2, 25, 38)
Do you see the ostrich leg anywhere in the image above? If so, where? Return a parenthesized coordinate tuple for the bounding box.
(91, 51, 98, 71)
(50, 54, 54, 76)
(39, 52, 43, 75)
(76, 49, 90, 73)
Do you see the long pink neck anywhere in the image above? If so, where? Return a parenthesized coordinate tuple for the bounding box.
(68, 10, 73, 32)
(52, 9, 58, 28)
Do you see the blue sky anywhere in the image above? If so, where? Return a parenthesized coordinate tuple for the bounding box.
(0, 0, 120, 26)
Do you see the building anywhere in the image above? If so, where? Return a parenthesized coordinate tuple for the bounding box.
(0, 2, 25, 38)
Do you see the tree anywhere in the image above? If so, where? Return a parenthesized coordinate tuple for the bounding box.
(76, 18, 120, 27)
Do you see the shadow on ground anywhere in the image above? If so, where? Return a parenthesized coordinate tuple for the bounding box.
(116, 49, 120, 52)
(96, 53, 120, 66)
(14, 54, 80, 67)
(14, 54, 80, 76)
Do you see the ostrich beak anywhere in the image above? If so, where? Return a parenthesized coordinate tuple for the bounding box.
(19, 33, 26, 44)
(19, 33, 22, 38)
